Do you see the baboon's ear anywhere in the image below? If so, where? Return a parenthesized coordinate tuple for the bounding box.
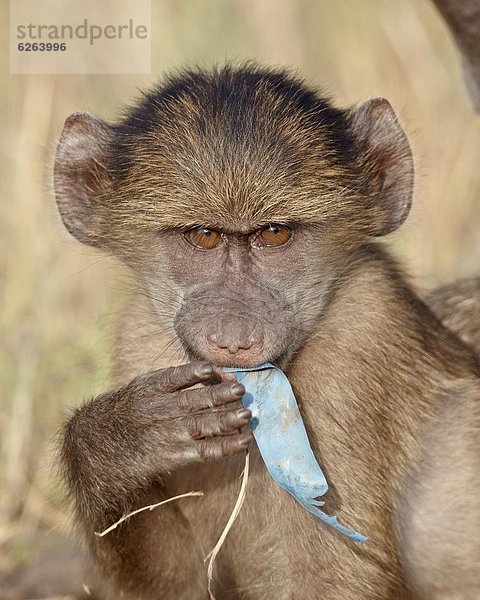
(352, 98, 414, 236)
(54, 113, 113, 246)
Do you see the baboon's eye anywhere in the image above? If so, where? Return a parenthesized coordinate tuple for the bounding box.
(185, 227, 221, 250)
(252, 224, 293, 248)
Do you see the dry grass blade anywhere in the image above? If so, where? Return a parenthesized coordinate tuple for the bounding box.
(205, 452, 250, 600)
(94, 491, 204, 537)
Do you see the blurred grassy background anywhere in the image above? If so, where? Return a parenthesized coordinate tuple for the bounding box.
(1, 0, 479, 578)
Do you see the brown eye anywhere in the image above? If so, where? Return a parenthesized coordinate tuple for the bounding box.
(254, 224, 293, 248)
(185, 227, 221, 250)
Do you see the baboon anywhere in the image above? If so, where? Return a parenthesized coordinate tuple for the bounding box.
(54, 65, 480, 600)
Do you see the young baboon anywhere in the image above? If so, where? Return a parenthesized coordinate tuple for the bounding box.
(54, 65, 480, 600)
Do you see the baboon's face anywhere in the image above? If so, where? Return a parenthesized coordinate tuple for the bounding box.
(136, 222, 345, 368)
(54, 67, 413, 368)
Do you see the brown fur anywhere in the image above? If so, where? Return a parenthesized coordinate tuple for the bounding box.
(428, 277, 480, 355)
(54, 65, 480, 600)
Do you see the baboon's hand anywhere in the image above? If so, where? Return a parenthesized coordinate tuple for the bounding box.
(63, 362, 252, 493)
(124, 361, 252, 469)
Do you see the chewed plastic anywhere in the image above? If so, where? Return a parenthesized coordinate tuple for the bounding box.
(224, 363, 367, 544)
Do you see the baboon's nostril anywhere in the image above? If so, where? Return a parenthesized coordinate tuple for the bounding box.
(207, 331, 258, 354)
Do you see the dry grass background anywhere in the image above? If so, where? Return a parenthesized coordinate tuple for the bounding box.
(1, 0, 479, 578)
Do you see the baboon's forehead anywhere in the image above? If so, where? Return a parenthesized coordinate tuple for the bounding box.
(109, 133, 359, 231)
(107, 157, 362, 232)
(107, 68, 363, 229)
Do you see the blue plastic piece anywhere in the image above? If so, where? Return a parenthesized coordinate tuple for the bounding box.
(224, 363, 367, 544)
